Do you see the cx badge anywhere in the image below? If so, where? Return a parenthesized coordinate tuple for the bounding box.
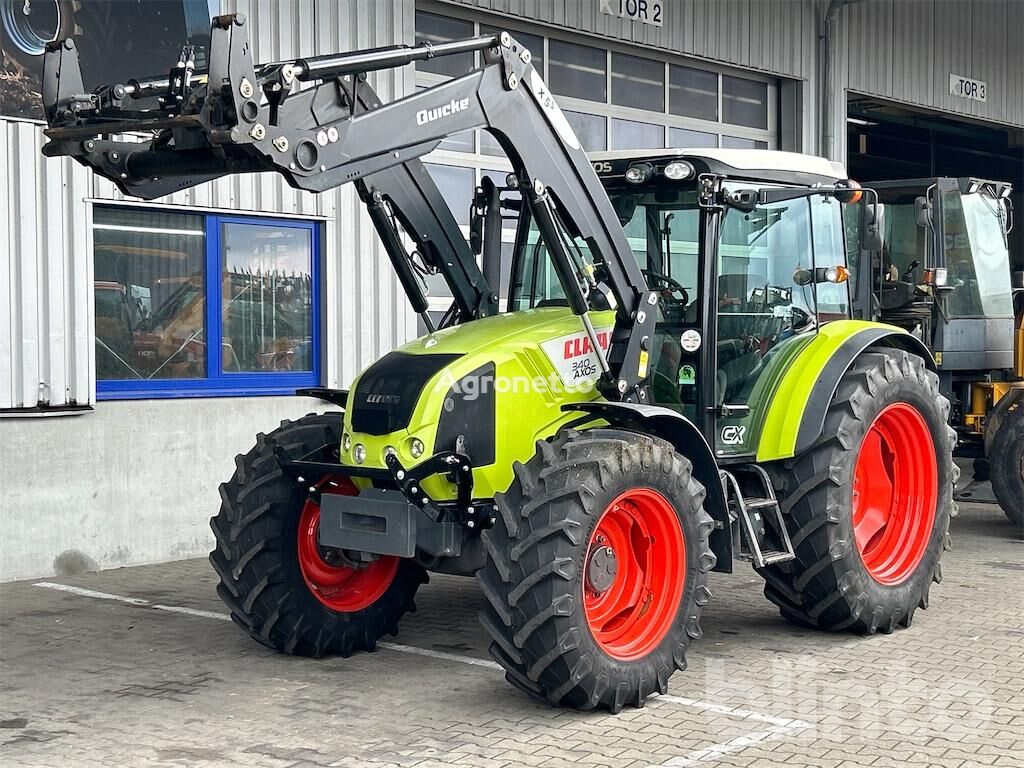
(721, 425, 747, 446)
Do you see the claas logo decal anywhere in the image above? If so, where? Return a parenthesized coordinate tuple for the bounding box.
(541, 328, 614, 387)
(562, 331, 610, 361)
(559, 331, 611, 383)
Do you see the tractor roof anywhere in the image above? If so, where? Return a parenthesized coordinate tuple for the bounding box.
(589, 148, 848, 183)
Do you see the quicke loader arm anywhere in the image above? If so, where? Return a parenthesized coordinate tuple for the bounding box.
(40, 13, 658, 402)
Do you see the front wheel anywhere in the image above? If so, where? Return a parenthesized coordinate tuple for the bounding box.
(477, 429, 715, 713)
(211, 413, 427, 656)
(760, 349, 954, 633)
(989, 396, 1024, 534)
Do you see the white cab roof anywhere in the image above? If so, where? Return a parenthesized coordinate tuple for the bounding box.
(589, 148, 848, 180)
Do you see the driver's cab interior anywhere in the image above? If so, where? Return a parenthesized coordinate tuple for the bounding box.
(508, 173, 852, 437)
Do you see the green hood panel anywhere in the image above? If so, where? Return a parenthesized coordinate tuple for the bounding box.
(395, 307, 613, 356)
(341, 307, 615, 499)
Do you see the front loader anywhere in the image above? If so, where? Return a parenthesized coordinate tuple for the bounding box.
(41, 15, 956, 712)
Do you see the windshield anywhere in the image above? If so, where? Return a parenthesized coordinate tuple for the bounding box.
(942, 190, 1014, 318)
(510, 188, 701, 312)
(877, 199, 931, 280)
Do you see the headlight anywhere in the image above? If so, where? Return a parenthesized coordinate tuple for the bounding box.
(353, 444, 366, 464)
(625, 163, 653, 184)
(409, 438, 425, 459)
(663, 161, 694, 180)
(341, 433, 351, 453)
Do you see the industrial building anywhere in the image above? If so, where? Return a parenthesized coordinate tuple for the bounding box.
(2, 0, 1021, 581)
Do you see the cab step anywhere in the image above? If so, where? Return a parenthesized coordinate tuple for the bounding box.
(720, 466, 795, 569)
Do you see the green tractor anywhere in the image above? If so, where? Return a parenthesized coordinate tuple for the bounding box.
(42, 18, 955, 712)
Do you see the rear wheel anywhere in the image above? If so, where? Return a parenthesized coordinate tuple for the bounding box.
(477, 429, 714, 712)
(211, 413, 426, 656)
(760, 349, 954, 633)
(989, 397, 1024, 534)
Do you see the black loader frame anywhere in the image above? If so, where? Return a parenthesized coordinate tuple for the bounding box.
(42, 13, 659, 403)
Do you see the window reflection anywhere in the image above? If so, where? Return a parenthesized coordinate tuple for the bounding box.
(611, 118, 664, 150)
(93, 208, 206, 380)
(611, 52, 664, 112)
(221, 223, 314, 373)
(722, 75, 768, 129)
(670, 65, 719, 121)
(549, 39, 607, 101)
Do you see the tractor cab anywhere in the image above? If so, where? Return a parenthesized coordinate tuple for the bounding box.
(509, 148, 866, 458)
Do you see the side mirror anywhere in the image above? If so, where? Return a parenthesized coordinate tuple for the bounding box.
(861, 201, 884, 252)
(612, 195, 638, 226)
(914, 195, 932, 229)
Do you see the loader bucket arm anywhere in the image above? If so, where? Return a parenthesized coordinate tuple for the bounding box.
(40, 13, 657, 402)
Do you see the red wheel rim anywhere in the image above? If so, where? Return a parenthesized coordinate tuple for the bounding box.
(582, 488, 686, 661)
(852, 403, 938, 585)
(297, 476, 399, 612)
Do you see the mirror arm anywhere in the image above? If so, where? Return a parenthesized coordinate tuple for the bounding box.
(721, 183, 857, 213)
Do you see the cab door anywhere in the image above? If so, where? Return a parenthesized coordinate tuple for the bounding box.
(617, 196, 706, 423)
(712, 185, 850, 457)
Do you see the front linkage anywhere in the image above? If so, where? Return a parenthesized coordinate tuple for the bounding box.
(273, 421, 497, 563)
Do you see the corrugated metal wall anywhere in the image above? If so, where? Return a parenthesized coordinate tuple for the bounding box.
(1, 0, 417, 410)
(444, 0, 1024, 163)
(440, 0, 818, 78)
(841, 0, 1024, 129)
(1, 121, 94, 410)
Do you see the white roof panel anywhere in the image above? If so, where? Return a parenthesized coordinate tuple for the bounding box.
(589, 148, 848, 180)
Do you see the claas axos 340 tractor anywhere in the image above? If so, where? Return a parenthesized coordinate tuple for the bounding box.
(42, 16, 956, 712)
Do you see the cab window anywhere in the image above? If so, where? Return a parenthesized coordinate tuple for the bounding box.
(716, 186, 816, 409)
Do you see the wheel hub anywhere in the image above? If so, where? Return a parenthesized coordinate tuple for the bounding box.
(852, 402, 938, 585)
(586, 544, 618, 594)
(582, 488, 686, 661)
(297, 475, 399, 612)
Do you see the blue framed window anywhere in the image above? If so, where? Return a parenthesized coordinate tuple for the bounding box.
(93, 206, 322, 399)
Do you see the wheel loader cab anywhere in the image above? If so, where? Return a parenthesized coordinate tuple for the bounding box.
(852, 177, 1016, 376)
(512, 148, 861, 457)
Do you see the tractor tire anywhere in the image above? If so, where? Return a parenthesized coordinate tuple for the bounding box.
(760, 349, 954, 634)
(211, 413, 427, 657)
(477, 428, 715, 713)
(989, 398, 1024, 534)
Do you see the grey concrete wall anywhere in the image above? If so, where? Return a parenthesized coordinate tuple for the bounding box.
(0, 397, 339, 581)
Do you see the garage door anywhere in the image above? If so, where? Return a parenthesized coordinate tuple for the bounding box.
(412, 7, 779, 317)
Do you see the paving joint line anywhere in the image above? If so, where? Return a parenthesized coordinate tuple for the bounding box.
(32, 579, 813, 764)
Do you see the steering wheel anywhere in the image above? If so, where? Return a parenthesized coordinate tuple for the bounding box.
(642, 269, 690, 308)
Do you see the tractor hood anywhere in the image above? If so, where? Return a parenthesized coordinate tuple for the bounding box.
(340, 307, 614, 499)
(401, 306, 604, 355)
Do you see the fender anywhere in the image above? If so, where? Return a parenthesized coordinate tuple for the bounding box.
(296, 387, 349, 409)
(985, 385, 1024, 455)
(756, 321, 935, 462)
(563, 401, 732, 573)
